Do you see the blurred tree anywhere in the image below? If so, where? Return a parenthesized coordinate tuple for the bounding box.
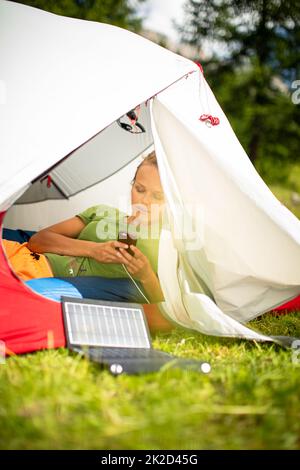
(176, 0, 300, 184)
(13, 0, 146, 32)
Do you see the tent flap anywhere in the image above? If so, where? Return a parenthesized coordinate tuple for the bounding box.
(152, 71, 300, 340)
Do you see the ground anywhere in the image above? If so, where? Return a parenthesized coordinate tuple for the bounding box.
(0, 311, 299, 450)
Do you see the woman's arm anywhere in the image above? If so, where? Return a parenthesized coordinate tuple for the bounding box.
(27, 216, 130, 263)
(27, 217, 96, 256)
(142, 303, 176, 333)
(118, 244, 166, 303)
(139, 270, 165, 303)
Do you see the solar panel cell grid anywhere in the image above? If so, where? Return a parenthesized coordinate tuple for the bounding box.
(65, 301, 150, 348)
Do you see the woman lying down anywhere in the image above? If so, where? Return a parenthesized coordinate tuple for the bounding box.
(3, 151, 175, 333)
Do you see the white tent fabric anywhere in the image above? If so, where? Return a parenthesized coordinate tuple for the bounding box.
(1, 0, 299, 345)
(0, 0, 196, 211)
(4, 153, 153, 231)
(151, 73, 300, 340)
(15, 103, 154, 204)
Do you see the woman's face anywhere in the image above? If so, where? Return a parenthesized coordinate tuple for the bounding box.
(131, 163, 165, 225)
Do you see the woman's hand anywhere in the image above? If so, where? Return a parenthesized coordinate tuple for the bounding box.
(115, 244, 165, 302)
(90, 240, 130, 264)
(117, 244, 153, 282)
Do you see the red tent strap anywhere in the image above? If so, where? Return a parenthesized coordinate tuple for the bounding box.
(195, 62, 204, 73)
(199, 114, 220, 126)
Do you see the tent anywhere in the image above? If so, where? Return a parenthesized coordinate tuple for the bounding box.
(0, 0, 299, 355)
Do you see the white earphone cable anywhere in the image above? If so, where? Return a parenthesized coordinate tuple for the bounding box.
(121, 263, 150, 304)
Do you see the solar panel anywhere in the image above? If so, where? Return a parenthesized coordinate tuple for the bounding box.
(63, 300, 151, 349)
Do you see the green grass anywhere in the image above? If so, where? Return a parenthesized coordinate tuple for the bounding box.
(270, 185, 300, 220)
(268, 162, 300, 220)
(0, 311, 299, 450)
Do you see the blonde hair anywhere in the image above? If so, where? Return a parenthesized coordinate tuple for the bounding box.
(131, 150, 158, 185)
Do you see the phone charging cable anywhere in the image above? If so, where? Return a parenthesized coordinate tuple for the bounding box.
(121, 262, 150, 304)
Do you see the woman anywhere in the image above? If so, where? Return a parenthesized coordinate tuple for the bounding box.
(3, 151, 175, 332)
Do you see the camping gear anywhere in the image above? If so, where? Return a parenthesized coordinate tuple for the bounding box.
(0, 0, 299, 355)
(61, 296, 211, 375)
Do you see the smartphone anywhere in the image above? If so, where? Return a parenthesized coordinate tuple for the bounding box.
(117, 231, 138, 256)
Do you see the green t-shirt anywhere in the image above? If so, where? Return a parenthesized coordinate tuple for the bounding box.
(44, 204, 162, 279)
